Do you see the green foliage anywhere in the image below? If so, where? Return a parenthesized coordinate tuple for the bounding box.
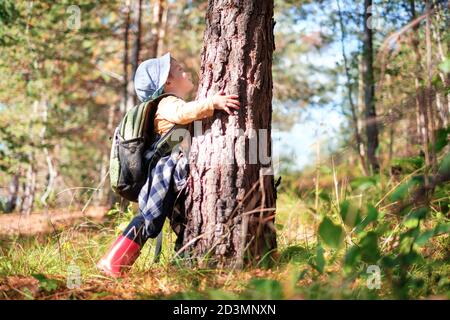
(243, 278, 284, 300)
(389, 176, 423, 203)
(391, 157, 425, 172)
(340, 200, 361, 228)
(350, 176, 378, 191)
(32, 273, 59, 292)
(312, 244, 325, 274)
(354, 204, 378, 234)
(438, 151, 450, 177)
(438, 56, 450, 73)
(279, 245, 312, 264)
(433, 126, 450, 154)
(318, 217, 344, 249)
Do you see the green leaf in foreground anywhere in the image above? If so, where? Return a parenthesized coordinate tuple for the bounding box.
(359, 232, 380, 263)
(318, 217, 344, 249)
(313, 244, 325, 274)
(389, 176, 423, 202)
(340, 200, 361, 228)
(344, 245, 361, 272)
(32, 273, 59, 292)
(354, 204, 378, 234)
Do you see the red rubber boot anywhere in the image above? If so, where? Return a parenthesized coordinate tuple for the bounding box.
(97, 235, 141, 278)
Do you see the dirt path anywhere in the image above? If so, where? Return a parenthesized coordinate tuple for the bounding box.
(0, 206, 108, 237)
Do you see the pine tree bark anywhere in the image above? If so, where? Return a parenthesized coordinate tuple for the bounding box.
(181, 0, 277, 269)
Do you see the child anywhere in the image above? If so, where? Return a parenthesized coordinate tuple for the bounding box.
(97, 52, 240, 277)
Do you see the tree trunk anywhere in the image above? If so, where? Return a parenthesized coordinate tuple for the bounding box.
(20, 100, 39, 216)
(363, 0, 380, 174)
(409, 0, 431, 185)
(121, 1, 131, 114)
(39, 99, 57, 208)
(119, 1, 132, 212)
(150, 0, 166, 57)
(182, 0, 277, 269)
(433, 1, 450, 128)
(336, 0, 367, 176)
(128, 0, 143, 107)
(425, 0, 437, 172)
(432, 1, 449, 127)
(96, 99, 118, 206)
(5, 173, 20, 213)
(157, 0, 169, 57)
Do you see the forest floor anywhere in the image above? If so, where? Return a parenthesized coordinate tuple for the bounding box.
(0, 188, 448, 300)
(0, 196, 319, 300)
(0, 206, 107, 237)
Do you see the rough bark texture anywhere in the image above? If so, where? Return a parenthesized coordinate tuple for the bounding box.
(182, 0, 277, 269)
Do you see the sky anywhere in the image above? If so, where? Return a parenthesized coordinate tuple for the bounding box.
(272, 104, 345, 171)
(272, 1, 360, 171)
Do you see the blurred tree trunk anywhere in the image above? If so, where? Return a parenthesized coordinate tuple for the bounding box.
(425, 0, 437, 172)
(150, 0, 166, 57)
(5, 173, 20, 213)
(157, 1, 169, 56)
(119, 1, 132, 211)
(363, 0, 380, 174)
(39, 99, 57, 209)
(182, 0, 278, 269)
(20, 101, 39, 216)
(121, 1, 131, 114)
(336, 0, 367, 175)
(96, 101, 118, 207)
(409, 0, 431, 179)
(357, 55, 366, 152)
(129, 0, 143, 107)
(432, 2, 449, 128)
(20, 163, 36, 216)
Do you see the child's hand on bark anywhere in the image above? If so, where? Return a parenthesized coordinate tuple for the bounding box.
(212, 89, 240, 115)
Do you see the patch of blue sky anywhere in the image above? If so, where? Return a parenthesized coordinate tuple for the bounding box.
(272, 2, 363, 171)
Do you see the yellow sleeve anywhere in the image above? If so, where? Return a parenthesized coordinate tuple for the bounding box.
(156, 95, 215, 125)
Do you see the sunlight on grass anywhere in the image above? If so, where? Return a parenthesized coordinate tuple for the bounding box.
(1, 162, 449, 299)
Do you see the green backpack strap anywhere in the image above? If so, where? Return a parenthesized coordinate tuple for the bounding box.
(118, 92, 180, 142)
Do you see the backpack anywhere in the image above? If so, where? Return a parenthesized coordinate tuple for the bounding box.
(109, 93, 186, 202)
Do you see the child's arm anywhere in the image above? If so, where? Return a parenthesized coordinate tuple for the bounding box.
(157, 90, 240, 125)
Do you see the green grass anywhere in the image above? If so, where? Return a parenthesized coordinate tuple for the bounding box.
(0, 158, 449, 299)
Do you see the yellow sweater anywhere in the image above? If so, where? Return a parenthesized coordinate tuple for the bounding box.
(153, 95, 215, 135)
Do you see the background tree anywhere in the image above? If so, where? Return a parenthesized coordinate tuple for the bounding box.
(363, 0, 380, 173)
